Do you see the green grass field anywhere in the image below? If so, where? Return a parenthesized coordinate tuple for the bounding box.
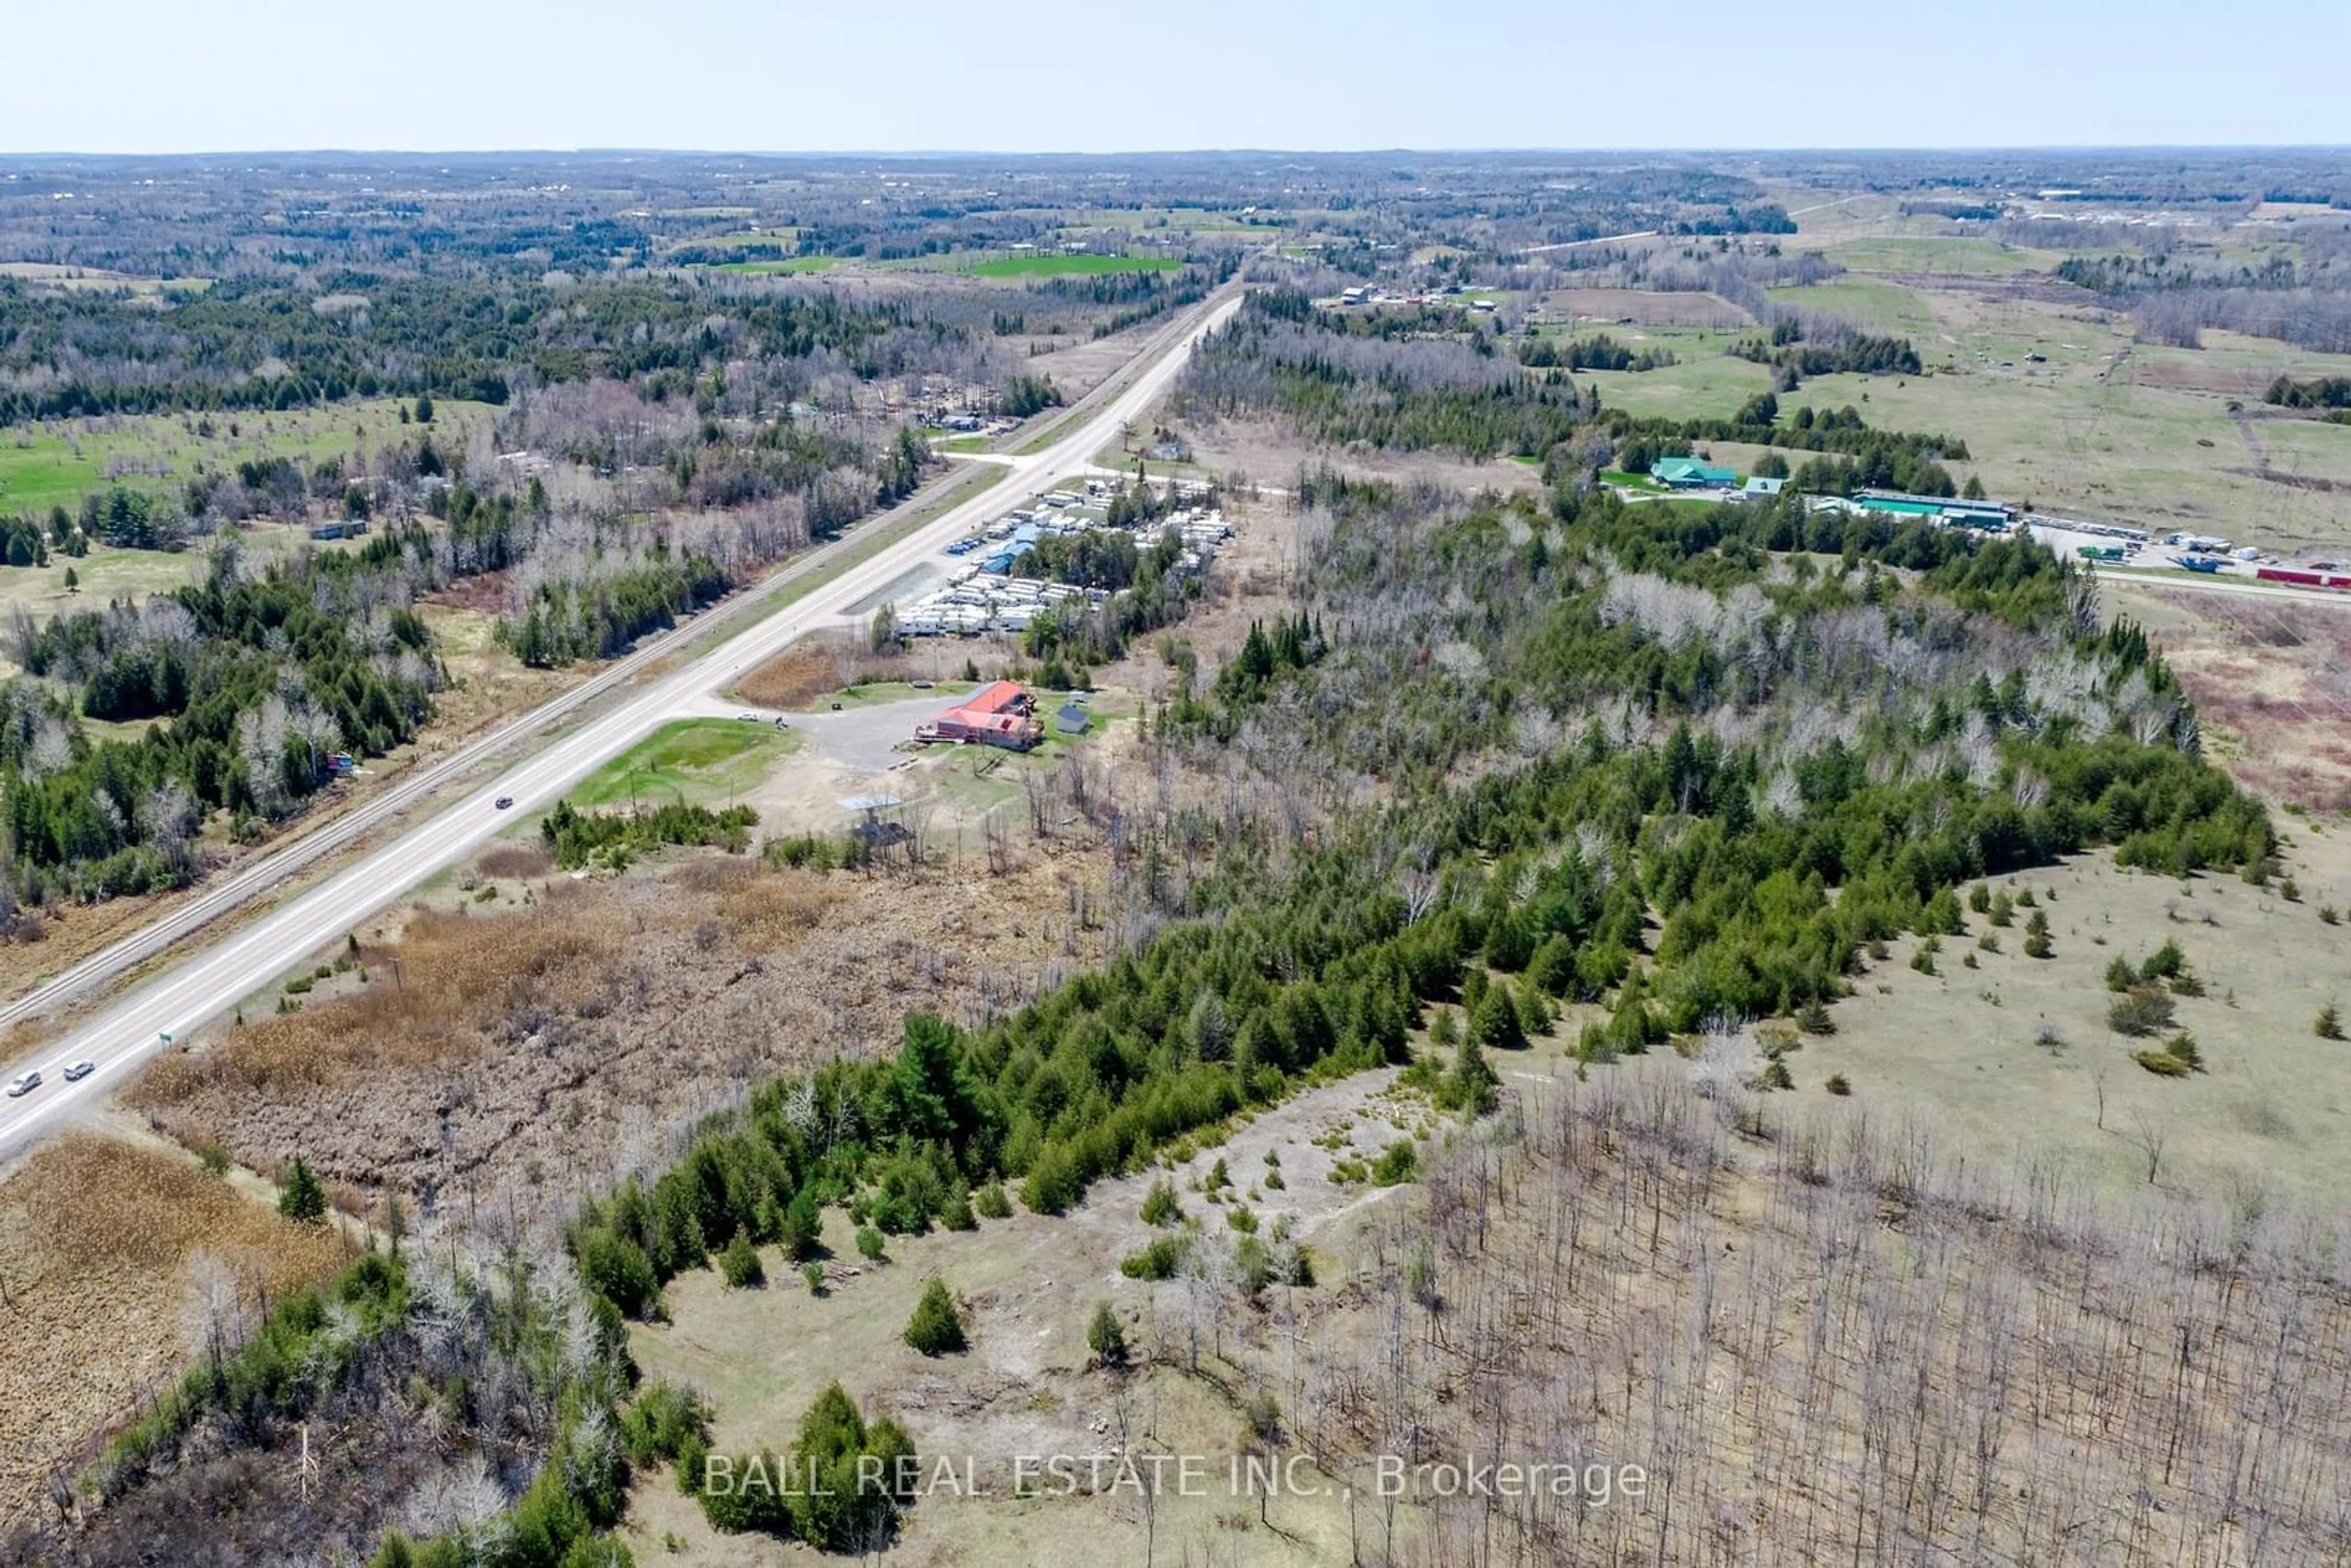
(700, 257, 837, 276)
(0, 525, 317, 637)
(571, 719, 797, 809)
(968, 254, 1182, 279)
(1764, 279, 1938, 335)
(0, 397, 497, 519)
(1818, 236, 2066, 277)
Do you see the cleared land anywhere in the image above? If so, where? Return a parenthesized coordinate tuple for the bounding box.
(1542, 287, 1754, 328)
(1794, 836, 2351, 1205)
(0, 398, 496, 519)
(570, 718, 798, 809)
(969, 255, 1182, 279)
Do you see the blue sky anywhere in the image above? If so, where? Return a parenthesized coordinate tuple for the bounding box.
(4, 0, 2344, 154)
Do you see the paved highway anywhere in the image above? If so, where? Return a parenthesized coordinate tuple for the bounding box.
(0, 284, 1245, 1158)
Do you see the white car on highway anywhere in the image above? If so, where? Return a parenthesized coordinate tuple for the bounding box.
(5, 1070, 39, 1098)
(62, 1060, 94, 1082)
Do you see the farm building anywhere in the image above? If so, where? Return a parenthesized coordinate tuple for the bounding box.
(1852, 489, 2015, 530)
(1652, 458, 1739, 489)
(1741, 476, 1787, 497)
(914, 681, 1043, 751)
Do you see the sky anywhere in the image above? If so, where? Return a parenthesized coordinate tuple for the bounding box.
(3, 0, 2345, 156)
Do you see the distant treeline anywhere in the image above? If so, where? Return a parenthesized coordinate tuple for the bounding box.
(0, 273, 924, 425)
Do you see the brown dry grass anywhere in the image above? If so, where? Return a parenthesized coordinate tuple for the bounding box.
(135, 896, 623, 1108)
(732, 639, 850, 710)
(2114, 582, 2351, 811)
(474, 844, 553, 880)
(126, 836, 1120, 1226)
(0, 1135, 348, 1532)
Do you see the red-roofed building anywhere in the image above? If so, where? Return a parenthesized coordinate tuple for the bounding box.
(915, 681, 1043, 751)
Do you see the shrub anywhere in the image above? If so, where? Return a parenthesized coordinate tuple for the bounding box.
(2159, 1032, 2205, 1073)
(1823, 1073, 1851, 1096)
(2023, 909, 2053, 959)
(2139, 939, 2187, 983)
(197, 1141, 231, 1177)
(1140, 1178, 1182, 1227)
(1087, 1301, 1128, 1368)
(718, 1234, 765, 1289)
(2135, 1049, 2192, 1078)
(2319, 1004, 2345, 1041)
(1796, 999, 1835, 1036)
(803, 1262, 827, 1296)
(1762, 1058, 1794, 1091)
(904, 1279, 966, 1356)
(2107, 988, 2177, 1038)
(621, 1381, 714, 1469)
(2104, 956, 2136, 992)
(972, 1181, 1014, 1220)
(2320, 904, 2341, 926)
(1120, 1234, 1190, 1280)
(1371, 1141, 1420, 1185)
(855, 1226, 887, 1262)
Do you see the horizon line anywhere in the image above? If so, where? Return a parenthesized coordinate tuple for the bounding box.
(5, 143, 2351, 163)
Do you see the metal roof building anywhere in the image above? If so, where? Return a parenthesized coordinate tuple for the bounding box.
(1652, 457, 1739, 488)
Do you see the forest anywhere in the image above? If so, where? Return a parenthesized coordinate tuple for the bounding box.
(1, 546, 440, 901)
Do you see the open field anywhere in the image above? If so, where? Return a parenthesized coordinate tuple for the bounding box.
(1577, 345, 1779, 421)
(1815, 234, 2072, 277)
(2114, 580, 2351, 812)
(0, 1135, 349, 1531)
(569, 717, 797, 809)
(0, 397, 498, 519)
(1793, 836, 2351, 1206)
(0, 261, 210, 295)
(1540, 287, 1754, 328)
(969, 254, 1182, 279)
(700, 257, 838, 276)
(1764, 276, 1937, 334)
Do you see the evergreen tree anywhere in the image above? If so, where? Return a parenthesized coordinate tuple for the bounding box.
(279, 1153, 328, 1222)
(904, 1278, 966, 1356)
(1086, 1300, 1128, 1368)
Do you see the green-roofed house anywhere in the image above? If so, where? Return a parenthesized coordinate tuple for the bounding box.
(1652, 457, 1739, 489)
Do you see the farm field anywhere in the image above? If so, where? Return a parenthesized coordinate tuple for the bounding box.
(1542, 285, 1753, 328)
(1764, 276, 1937, 334)
(701, 256, 837, 275)
(968, 253, 1182, 279)
(0, 397, 498, 520)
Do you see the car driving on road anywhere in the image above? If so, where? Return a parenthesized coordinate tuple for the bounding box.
(5, 1070, 39, 1098)
(495, 796, 514, 811)
(62, 1060, 94, 1082)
